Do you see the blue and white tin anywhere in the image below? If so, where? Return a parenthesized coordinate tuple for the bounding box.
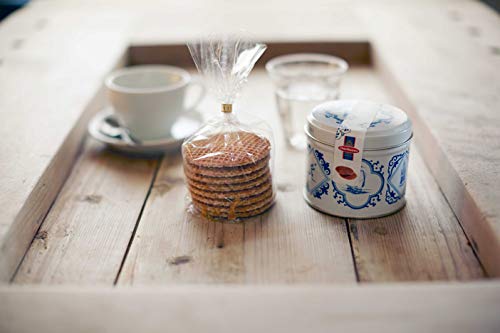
(304, 100, 413, 218)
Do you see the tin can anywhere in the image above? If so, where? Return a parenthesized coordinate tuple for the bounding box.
(304, 100, 413, 218)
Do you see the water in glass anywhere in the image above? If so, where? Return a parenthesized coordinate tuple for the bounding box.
(266, 54, 348, 150)
(276, 81, 339, 150)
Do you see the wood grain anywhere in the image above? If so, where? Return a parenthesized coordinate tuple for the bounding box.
(356, 1, 500, 276)
(2, 0, 497, 285)
(0, 84, 113, 283)
(118, 71, 356, 284)
(117, 155, 248, 284)
(13, 69, 485, 285)
(1, 282, 500, 333)
(13, 141, 158, 285)
(349, 147, 485, 282)
(336, 67, 484, 281)
(127, 0, 500, 277)
(0, 4, 130, 281)
(0, 0, 366, 282)
(242, 166, 355, 283)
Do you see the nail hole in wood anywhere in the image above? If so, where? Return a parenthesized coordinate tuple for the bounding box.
(168, 255, 192, 265)
(78, 194, 102, 204)
(373, 226, 388, 236)
(154, 177, 183, 196)
(277, 183, 295, 192)
(35, 230, 48, 240)
(35, 230, 49, 250)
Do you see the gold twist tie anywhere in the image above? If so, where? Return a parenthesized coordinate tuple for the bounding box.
(221, 104, 232, 113)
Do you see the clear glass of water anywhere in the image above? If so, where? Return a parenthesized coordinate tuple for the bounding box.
(266, 53, 348, 150)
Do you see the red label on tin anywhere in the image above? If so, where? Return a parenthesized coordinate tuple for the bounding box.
(335, 166, 357, 180)
(338, 146, 360, 154)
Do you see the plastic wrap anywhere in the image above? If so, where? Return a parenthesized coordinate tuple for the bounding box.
(182, 35, 274, 222)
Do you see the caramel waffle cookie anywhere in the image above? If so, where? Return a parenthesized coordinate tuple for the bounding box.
(183, 131, 271, 168)
(184, 165, 270, 185)
(190, 186, 273, 207)
(187, 172, 270, 193)
(188, 178, 271, 200)
(195, 199, 274, 220)
(183, 155, 270, 178)
(192, 193, 274, 215)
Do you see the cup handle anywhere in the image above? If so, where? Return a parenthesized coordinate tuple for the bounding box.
(184, 79, 206, 111)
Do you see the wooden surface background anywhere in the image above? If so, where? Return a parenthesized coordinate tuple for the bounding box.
(9, 69, 484, 285)
(0, 0, 499, 282)
(0, 0, 499, 331)
(2, 282, 500, 333)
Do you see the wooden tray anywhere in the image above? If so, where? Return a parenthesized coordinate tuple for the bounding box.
(1, 41, 498, 332)
(5, 41, 487, 284)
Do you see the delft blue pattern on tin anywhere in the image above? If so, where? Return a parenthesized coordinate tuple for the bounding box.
(307, 145, 331, 199)
(331, 159, 385, 210)
(385, 150, 410, 204)
(324, 111, 348, 124)
(324, 111, 393, 128)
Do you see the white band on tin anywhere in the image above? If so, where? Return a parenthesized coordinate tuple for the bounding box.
(331, 101, 378, 186)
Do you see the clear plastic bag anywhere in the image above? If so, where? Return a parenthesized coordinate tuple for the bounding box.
(182, 35, 275, 222)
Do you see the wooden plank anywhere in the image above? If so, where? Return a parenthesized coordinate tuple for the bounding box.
(0, 4, 130, 281)
(13, 141, 158, 285)
(14, 68, 484, 285)
(0, 84, 110, 283)
(117, 155, 248, 284)
(335, 67, 484, 281)
(118, 71, 356, 284)
(242, 151, 354, 283)
(349, 147, 485, 282)
(127, 0, 500, 278)
(356, 1, 500, 276)
(2, 0, 498, 283)
(1, 282, 500, 333)
(0, 0, 366, 282)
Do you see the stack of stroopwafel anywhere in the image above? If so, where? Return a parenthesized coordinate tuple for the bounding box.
(183, 131, 274, 220)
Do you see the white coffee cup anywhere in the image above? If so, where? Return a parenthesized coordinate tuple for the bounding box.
(105, 65, 205, 141)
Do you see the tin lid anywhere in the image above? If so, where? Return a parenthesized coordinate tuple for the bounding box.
(306, 100, 412, 150)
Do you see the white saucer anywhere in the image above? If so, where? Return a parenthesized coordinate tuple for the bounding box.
(88, 107, 202, 155)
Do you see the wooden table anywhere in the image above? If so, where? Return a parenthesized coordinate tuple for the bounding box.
(0, 0, 499, 332)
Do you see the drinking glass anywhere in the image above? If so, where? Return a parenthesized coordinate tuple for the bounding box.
(266, 53, 348, 150)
